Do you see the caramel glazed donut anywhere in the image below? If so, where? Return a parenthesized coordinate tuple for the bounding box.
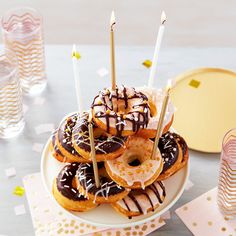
(72, 112, 128, 161)
(91, 86, 151, 137)
(53, 113, 90, 163)
(156, 131, 189, 181)
(53, 163, 97, 212)
(112, 180, 166, 218)
(75, 163, 130, 204)
(105, 136, 163, 189)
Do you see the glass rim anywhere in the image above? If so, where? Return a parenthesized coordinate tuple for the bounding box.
(222, 128, 236, 154)
(1, 7, 43, 38)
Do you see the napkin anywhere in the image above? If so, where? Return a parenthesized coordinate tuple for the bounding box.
(23, 173, 165, 236)
(176, 187, 236, 236)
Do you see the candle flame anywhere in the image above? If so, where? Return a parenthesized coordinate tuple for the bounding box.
(161, 11, 167, 25)
(166, 79, 172, 92)
(110, 10, 116, 30)
(72, 44, 81, 60)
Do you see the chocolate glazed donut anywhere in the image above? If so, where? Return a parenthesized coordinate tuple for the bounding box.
(55, 113, 90, 163)
(72, 112, 128, 161)
(156, 131, 189, 180)
(52, 163, 97, 212)
(91, 86, 151, 136)
(75, 163, 130, 203)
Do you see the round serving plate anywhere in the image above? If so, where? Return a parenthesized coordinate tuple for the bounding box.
(41, 138, 189, 228)
(170, 67, 236, 153)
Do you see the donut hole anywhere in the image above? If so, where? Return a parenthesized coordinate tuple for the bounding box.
(128, 155, 142, 167)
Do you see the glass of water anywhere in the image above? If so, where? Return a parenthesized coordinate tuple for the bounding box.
(0, 49, 25, 138)
(1, 7, 47, 95)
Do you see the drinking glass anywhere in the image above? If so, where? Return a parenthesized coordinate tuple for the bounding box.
(0, 49, 24, 138)
(1, 7, 47, 95)
(217, 128, 236, 219)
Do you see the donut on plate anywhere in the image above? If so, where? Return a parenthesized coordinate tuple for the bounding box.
(156, 132, 189, 181)
(105, 136, 163, 189)
(136, 87, 175, 138)
(112, 180, 166, 218)
(50, 131, 68, 162)
(72, 112, 128, 161)
(75, 163, 130, 204)
(91, 86, 151, 136)
(52, 163, 97, 212)
(55, 113, 90, 163)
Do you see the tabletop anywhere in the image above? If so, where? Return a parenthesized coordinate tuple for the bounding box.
(1, 45, 236, 236)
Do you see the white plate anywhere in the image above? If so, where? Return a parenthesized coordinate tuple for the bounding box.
(41, 138, 189, 228)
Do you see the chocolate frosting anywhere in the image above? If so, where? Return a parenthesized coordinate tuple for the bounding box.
(91, 86, 150, 135)
(76, 163, 126, 198)
(52, 131, 63, 156)
(158, 132, 179, 172)
(173, 133, 188, 159)
(73, 112, 127, 154)
(56, 163, 87, 201)
(57, 113, 82, 157)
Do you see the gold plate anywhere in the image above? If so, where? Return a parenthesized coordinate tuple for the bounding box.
(170, 67, 236, 153)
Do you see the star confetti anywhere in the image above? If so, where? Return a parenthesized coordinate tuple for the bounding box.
(142, 59, 152, 68)
(189, 79, 200, 88)
(5, 167, 16, 178)
(13, 186, 25, 197)
(97, 67, 109, 77)
(14, 204, 26, 216)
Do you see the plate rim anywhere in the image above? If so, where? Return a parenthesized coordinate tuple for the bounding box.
(172, 67, 236, 153)
(41, 137, 189, 228)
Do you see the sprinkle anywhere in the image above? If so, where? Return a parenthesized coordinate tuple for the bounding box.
(170, 153, 174, 158)
(69, 171, 73, 176)
(64, 185, 70, 188)
(71, 188, 77, 193)
(142, 59, 152, 68)
(13, 186, 25, 196)
(5, 167, 16, 178)
(106, 186, 111, 194)
(97, 67, 109, 77)
(32, 143, 44, 153)
(173, 148, 177, 151)
(189, 79, 200, 88)
(35, 123, 55, 135)
(101, 183, 107, 187)
(64, 172, 69, 177)
(72, 163, 77, 166)
(87, 179, 92, 184)
(33, 97, 45, 105)
(60, 179, 67, 182)
(14, 204, 26, 216)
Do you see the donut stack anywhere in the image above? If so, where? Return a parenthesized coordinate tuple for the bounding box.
(50, 85, 189, 218)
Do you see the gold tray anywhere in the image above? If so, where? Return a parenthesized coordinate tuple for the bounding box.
(170, 67, 236, 153)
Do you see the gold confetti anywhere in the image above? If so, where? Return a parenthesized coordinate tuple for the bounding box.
(142, 60, 152, 68)
(189, 79, 200, 88)
(221, 227, 226, 232)
(71, 51, 81, 60)
(13, 186, 25, 196)
(208, 221, 213, 226)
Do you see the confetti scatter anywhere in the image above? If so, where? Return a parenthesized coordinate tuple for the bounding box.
(185, 179, 194, 191)
(35, 123, 55, 135)
(189, 79, 200, 88)
(161, 210, 171, 220)
(5, 167, 16, 178)
(13, 186, 25, 197)
(32, 143, 44, 153)
(97, 67, 109, 77)
(34, 97, 45, 105)
(142, 59, 152, 68)
(14, 204, 26, 216)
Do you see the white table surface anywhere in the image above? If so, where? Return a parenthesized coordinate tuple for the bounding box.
(1, 45, 235, 236)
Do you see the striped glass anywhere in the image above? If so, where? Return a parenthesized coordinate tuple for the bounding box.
(217, 128, 236, 219)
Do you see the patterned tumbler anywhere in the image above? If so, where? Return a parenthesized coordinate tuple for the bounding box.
(217, 128, 236, 219)
(1, 7, 47, 95)
(0, 49, 24, 138)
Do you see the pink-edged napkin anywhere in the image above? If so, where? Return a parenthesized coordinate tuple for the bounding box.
(176, 187, 236, 236)
(23, 173, 166, 236)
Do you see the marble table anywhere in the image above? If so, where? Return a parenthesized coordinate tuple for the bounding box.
(1, 45, 235, 236)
